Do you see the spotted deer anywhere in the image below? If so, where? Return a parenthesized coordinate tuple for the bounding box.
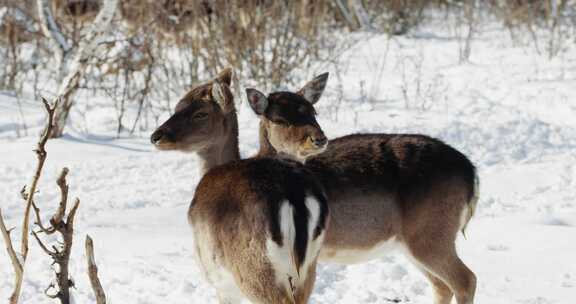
(150, 69, 330, 303)
(255, 77, 478, 304)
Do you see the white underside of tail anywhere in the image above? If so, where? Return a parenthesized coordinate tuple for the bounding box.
(461, 171, 480, 235)
(266, 201, 299, 295)
(266, 197, 324, 297)
(304, 197, 324, 273)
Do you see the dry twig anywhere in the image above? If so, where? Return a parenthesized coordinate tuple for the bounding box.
(0, 97, 56, 304)
(86, 235, 107, 304)
(0, 94, 109, 303)
(0, 209, 24, 304)
(31, 172, 80, 304)
(21, 97, 55, 260)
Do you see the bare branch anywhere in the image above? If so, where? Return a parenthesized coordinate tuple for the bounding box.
(0, 97, 58, 304)
(350, 0, 373, 30)
(86, 235, 107, 304)
(0, 209, 24, 304)
(31, 201, 56, 234)
(31, 230, 56, 257)
(46, 0, 119, 138)
(35, 170, 80, 304)
(332, 0, 358, 30)
(51, 168, 70, 226)
(36, 0, 72, 61)
(20, 97, 56, 260)
(6, 107, 87, 304)
(66, 198, 80, 229)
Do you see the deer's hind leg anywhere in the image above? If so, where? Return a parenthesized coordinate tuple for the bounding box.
(415, 266, 454, 304)
(402, 187, 477, 304)
(403, 215, 476, 304)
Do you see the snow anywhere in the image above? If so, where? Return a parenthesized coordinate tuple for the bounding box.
(1, 21, 576, 303)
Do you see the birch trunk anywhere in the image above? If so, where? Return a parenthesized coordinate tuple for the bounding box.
(36, 0, 119, 138)
(349, 0, 372, 30)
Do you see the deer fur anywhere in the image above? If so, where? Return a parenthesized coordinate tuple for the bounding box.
(151, 69, 330, 303)
(258, 97, 479, 303)
(190, 158, 328, 304)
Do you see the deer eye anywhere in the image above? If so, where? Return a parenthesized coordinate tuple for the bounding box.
(192, 112, 209, 120)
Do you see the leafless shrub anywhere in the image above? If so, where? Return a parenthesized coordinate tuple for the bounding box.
(398, 50, 447, 112)
(2, 0, 574, 136)
(15, 93, 29, 137)
(0, 2, 39, 91)
(457, 0, 477, 63)
(323, 64, 346, 122)
(30, 167, 80, 304)
(36, 0, 119, 138)
(488, 0, 574, 58)
(0, 98, 56, 304)
(0, 97, 108, 303)
(52, 0, 101, 24)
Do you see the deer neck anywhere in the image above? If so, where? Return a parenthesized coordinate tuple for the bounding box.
(256, 121, 278, 158)
(197, 112, 240, 175)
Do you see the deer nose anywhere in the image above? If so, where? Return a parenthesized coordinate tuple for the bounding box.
(312, 134, 327, 147)
(150, 130, 164, 144)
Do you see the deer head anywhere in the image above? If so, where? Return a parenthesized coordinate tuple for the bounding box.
(150, 68, 236, 153)
(247, 72, 329, 162)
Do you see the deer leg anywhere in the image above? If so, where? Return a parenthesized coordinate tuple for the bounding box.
(415, 266, 454, 304)
(451, 262, 476, 304)
(440, 256, 475, 304)
(407, 244, 476, 304)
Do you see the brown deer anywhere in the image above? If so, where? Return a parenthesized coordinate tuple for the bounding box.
(150, 69, 330, 303)
(256, 82, 478, 304)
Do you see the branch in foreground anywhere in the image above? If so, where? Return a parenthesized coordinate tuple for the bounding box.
(32, 167, 80, 304)
(86, 235, 107, 304)
(51, 167, 70, 225)
(21, 97, 55, 262)
(0, 209, 24, 304)
(0, 97, 56, 304)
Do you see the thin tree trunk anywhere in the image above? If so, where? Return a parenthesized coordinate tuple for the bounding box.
(333, 0, 358, 30)
(36, 0, 119, 138)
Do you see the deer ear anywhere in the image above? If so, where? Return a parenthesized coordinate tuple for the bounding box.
(215, 67, 233, 86)
(212, 82, 233, 113)
(246, 88, 268, 115)
(296, 72, 329, 104)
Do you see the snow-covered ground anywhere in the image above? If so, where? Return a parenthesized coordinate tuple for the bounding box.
(1, 22, 576, 303)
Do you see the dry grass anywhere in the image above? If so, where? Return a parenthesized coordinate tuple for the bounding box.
(0, 0, 574, 134)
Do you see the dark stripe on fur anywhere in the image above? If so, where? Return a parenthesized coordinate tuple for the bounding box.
(189, 157, 328, 270)
(244, 158, 327, 270)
